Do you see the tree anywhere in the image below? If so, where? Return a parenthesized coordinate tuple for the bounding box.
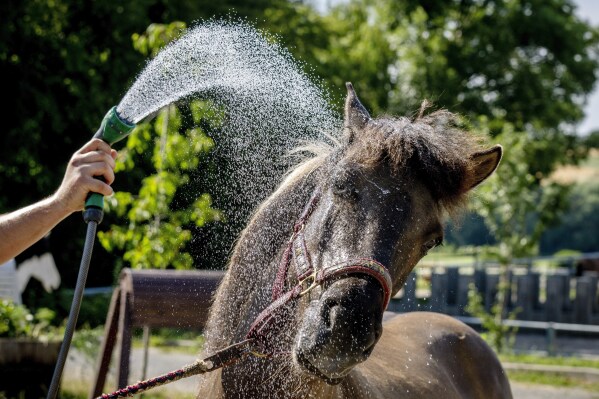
(473, 124, 571, 263)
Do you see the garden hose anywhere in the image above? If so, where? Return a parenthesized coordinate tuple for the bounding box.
(46, 108, 135, 399)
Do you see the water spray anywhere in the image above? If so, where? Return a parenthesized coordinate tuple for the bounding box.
(45, 21, 338, 399)
(46, 107, 136, 399)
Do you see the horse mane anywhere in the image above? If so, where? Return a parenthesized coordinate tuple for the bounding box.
(290, 107, 483, 214)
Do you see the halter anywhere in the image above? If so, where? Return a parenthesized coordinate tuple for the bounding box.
(96, 187, 394, 398)
(246, 188, 393, 354)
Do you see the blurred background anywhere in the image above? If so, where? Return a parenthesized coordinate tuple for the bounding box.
(0, 0, 598, 398)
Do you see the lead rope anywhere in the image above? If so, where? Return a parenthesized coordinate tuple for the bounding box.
(96, 359, 210, 399)
(95, 339, 257, 399)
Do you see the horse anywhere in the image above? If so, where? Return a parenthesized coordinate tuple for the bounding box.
(197, 83, 512, 398)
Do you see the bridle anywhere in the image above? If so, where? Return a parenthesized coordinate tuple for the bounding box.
(246, 187, 393, 355)
(96, 187, 394, 399)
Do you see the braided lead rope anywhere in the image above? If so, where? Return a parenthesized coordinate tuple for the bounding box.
(96, 359, 210, 399)
(96, 340, 254, 399)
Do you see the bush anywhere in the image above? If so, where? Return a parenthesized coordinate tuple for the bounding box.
(0, 299, 58, 340)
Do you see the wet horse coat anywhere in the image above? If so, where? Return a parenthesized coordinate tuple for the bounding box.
(197, 84, 512, 398)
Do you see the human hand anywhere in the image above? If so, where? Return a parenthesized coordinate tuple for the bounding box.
(52, 139, 118, 214)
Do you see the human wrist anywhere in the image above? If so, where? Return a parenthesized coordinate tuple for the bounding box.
(47, 191, 74, 219)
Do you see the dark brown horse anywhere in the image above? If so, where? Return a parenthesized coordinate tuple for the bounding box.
(197, 83, 511, 398)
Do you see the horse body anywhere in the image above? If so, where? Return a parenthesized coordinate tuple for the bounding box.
(354, 312, 511, 398)
(198, 83, 512, 398)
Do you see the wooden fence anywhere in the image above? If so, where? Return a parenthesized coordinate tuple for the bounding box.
(389, 266, 599, 325)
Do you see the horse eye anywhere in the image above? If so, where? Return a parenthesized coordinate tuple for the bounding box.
(332, 178, 358, 199)
(423, 238, 443, 254)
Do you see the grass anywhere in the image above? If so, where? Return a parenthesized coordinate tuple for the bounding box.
(501, 353, 599, 391)
(507, 370, 599, 392)
(500, 353, 599, 369)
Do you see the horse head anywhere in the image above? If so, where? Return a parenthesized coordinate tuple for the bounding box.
(292, 83, 502, 383)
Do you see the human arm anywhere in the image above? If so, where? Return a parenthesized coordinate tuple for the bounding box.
(0, 139, 117, 264)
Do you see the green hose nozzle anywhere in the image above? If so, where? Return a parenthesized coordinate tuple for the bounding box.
(84, 107, 135, 221)
(93, 106, 136, 145)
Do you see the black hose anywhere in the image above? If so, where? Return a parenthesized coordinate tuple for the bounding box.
(46, 221, 98, 399)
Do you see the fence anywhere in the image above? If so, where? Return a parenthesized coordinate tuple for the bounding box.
(389, 264, 599, 325)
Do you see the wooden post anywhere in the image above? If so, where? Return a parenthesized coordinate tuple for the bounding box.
(473, 268, 486, 295)
(575, 277, 593, 324)
(141, 326, 151, 381)
(516, 274, 533, 320)
(446, 267, 459, 306)
(546, 274, 565, 322)
(546, 322, 556, 356)
(89, 287, 121, 398)
(484, 273, 499, 312)
(430, 269, 447, 313)
(531, 272, 541, 312)
(117, 284, 133, 388)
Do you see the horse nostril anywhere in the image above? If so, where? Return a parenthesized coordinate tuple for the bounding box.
(322, 299, 339, 330)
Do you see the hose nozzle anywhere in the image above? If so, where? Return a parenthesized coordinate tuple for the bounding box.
(93, 106, 136, 145)
(84, 107, 136, 221)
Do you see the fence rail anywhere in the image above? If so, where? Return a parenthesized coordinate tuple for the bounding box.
(454, 316, 599, 356)
(389, 264, 599, 325)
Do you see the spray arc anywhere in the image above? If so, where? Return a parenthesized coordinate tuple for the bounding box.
(47, 21, 338, 399)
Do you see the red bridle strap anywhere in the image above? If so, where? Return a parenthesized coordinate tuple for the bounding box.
(314, 259, 392, 310)
(252, 188, 393, 356)
(271, 189, 321, 301)
(247, 259, 392, 354)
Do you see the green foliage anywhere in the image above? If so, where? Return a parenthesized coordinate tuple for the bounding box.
(58, 291, 111, 328)
(584, 130, 599, 149)
(499, 353, 599, 369)
(465, 284, 519, 354)
(507, 370, 599, 392)
(472, 124, 571, 263)
(541, 182, 599, 254)
(0, 299, 58, 339)
(71, 326, 104, 367)
(389, 0, 598, 131)
(98, 22, 222, 271)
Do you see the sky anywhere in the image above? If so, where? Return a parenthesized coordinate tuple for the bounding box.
(310, 0, 599, 135)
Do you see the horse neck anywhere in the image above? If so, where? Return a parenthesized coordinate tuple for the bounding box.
(203, 161, 322, 352)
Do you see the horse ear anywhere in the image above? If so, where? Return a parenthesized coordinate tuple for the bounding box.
(464, 145, 503, 191)
(344, 82, 371, 136)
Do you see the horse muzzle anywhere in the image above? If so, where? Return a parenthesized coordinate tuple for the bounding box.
(294, 274, 385, 384)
